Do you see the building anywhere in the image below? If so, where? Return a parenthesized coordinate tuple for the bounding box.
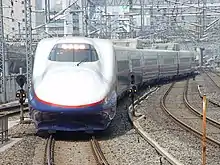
(34, 0, 84, 37)
(3, 0, 36, 40)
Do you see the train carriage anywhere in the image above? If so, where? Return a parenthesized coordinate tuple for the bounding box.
(28, 36, 196, 134)
(142, 49, 159, 83)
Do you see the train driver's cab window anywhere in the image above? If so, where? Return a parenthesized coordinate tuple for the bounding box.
(48, 43, 99, 62)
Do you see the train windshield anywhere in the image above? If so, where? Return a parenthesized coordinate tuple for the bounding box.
(48, 43, 99, 62)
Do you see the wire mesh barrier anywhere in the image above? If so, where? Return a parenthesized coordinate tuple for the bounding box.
(0, 114, 8, 144)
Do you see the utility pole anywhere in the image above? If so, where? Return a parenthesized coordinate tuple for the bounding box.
(63, 0, 68, 36)
(201, 0, 206, 38)
(104, 0, 108, 38)
(45, 0, 50, 33)
(78, 0, 84, 36)
(129, 0, 133, 38)
(149, 0, 154, 42)
(197, 0, 201, 41)
(85, 0, 89, 36)
(0, 0, 6, 102)
(140, 0, 144, 32)
(45, 0, 48, 23)
(18, 22, 21, 38)
(197, 0, 206, 67)
(24, 0, 33, 88)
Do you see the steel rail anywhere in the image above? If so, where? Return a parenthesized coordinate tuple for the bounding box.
(45, 135, 55, 165)
(203, 71, 220, 89)
(0, 102, 28, 113)
(161, 81, 220, 147)
(90, 136, 109, 165)
(184, 79, 220, 128)
(200, 71, 220, 106)
(128, 86, 183, 165)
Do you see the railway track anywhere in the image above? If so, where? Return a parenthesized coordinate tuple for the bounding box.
(203, 71, 220, 90)
(198, 71, 220, 107)
(0, 103, 29, 117)
(45, 135, 55, 165)
(45, 135, 109, 165)
(161, 80, 220, 147)
(128, 87, 183, 165)
(204, 71, 220, 89)
(90, 136, 109, 165)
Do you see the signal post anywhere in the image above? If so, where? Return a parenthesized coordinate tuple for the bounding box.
(15, 75, 27, 123)
(129, 73, 141, 117)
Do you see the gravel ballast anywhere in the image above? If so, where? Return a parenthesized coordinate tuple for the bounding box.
(97, 92, 171, 165)
(2, 76, 220, 164)
(136, 82, 220, 165)
(0, 122, 40, 165)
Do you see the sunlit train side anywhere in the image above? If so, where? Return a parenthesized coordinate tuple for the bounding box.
(114, 46, 195, 94)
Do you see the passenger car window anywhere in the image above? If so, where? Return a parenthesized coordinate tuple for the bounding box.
(48, 43, 99, 62)
(117, 60, 129, 71)
(132, 59, 140, 67)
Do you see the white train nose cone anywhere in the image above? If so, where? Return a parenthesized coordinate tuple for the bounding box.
(35, 69, 107, 106)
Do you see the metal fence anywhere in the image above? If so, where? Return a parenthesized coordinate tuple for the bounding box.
(0, 114, 8, 144)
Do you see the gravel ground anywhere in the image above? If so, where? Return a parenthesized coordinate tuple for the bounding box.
(166, 80, 220, 140)
(136, 81, 220, 165)
(8, 112, 29, 121)
(0, 121, 40, 165)
(53, 139, 96, 165)
(196, 73, 220, 103)
(32, 137, 47, 165)
(0, 86, 169, 165)
(208, 72, 220, 87)
(97, 88, 171, 165)
(187, 78, 220, 122)
(4, 78, 220, 165)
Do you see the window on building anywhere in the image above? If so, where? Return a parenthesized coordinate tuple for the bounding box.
(21, 1, 24, 4)
(22, 10, 25, 13)
(22, 18, 25, 22)
(12, 27, 15, 31)
(48, 43, 99, 62)
(12, 19, 14, 22)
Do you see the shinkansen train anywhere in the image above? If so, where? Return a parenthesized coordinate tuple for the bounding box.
(28, 37, 196, 135)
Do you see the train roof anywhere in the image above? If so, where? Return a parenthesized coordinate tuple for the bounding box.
(113, 45, 194, 53)
(38, 36, 96, 44)
(36, 37, 113, 53)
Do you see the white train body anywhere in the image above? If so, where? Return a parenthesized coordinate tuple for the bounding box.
(28, 37, 195, 133)
(32, 37, 115, 106)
